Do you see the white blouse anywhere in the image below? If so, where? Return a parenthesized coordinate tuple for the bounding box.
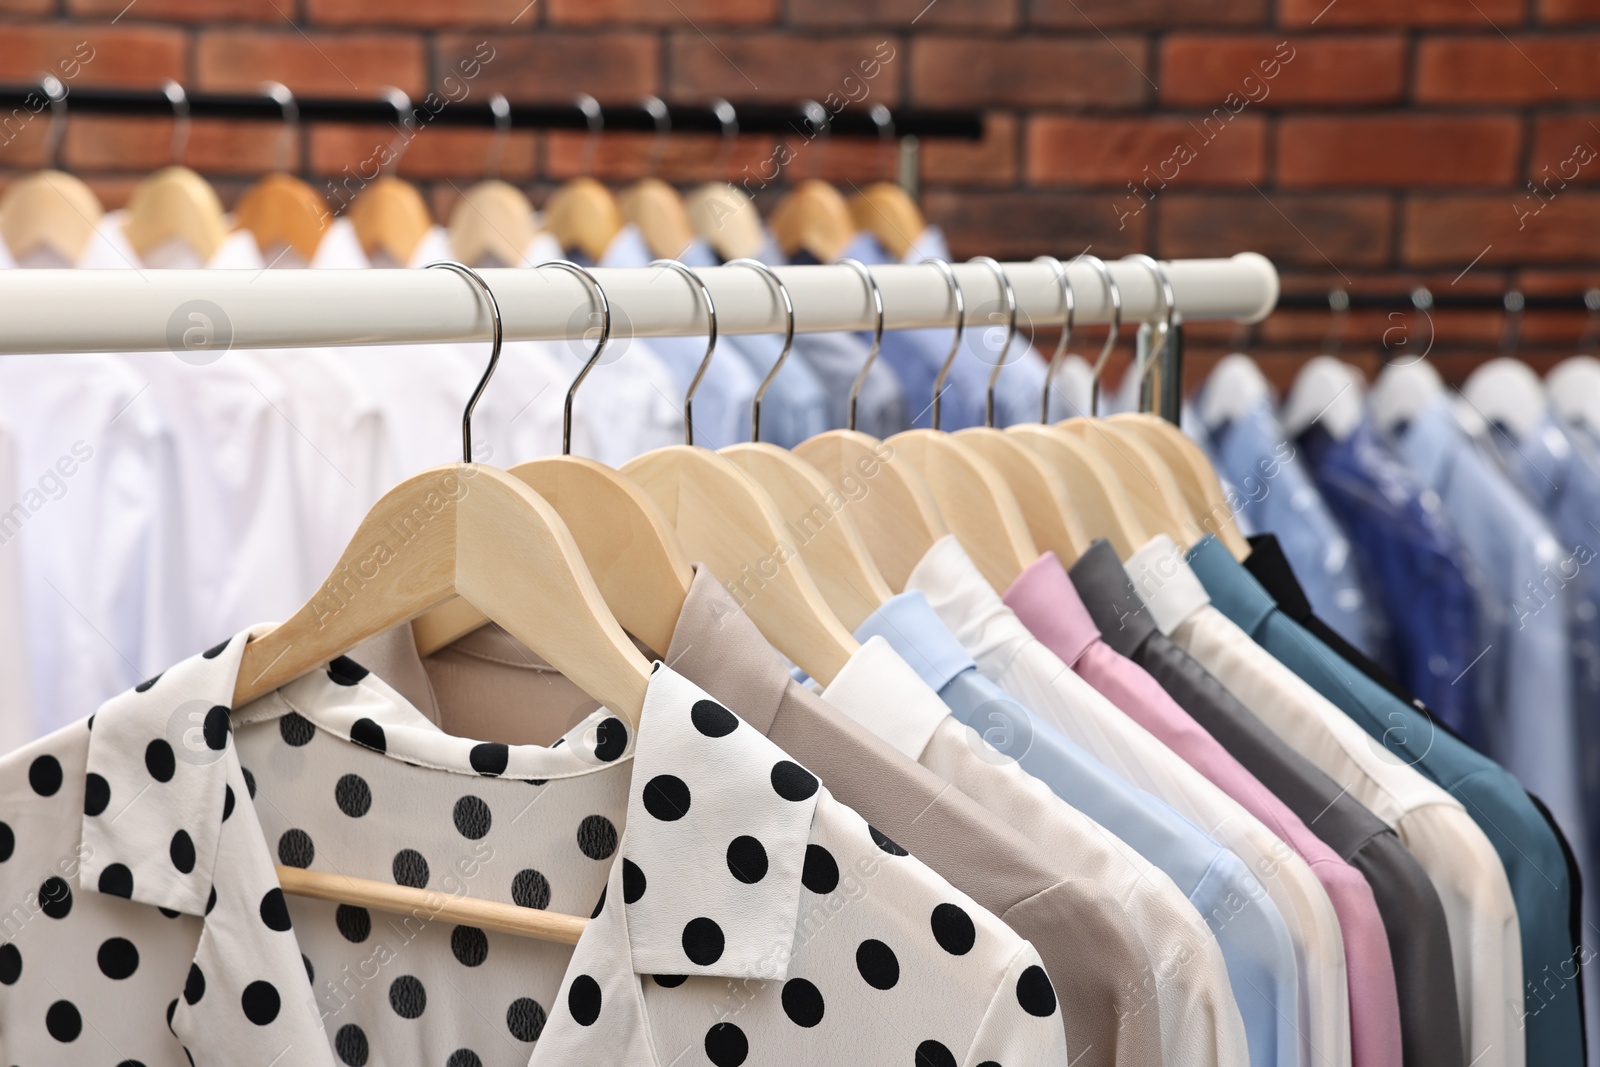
(0, 631, 1067, 1066)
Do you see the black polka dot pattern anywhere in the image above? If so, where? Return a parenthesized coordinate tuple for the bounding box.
(469, 743, 508, 776)
(184, 963, 206, 1005)
(170, 829, 196, 873)
(259, 888, 292, 932)
(770, 760, 819, 802)
(869, 825, 908, 857)
(83, 772, 110, 816)
(0, 943, 19, 984)
(802, 845, 839, 894)
(45, 999, 81, 1042)
(652, 973, 686, 988)
(334, 774, 370, 818)
(593, 717, 628, 762)
(622, 859, 647, 903)
(144, 739, 176, 782)
(202, 705, 230, 751)
(336, 905, 371, 943)
(506, 996, 546, 1041)
(277, 829, 315, 868)
(705, 1022, 749, 1067)
(691, 699, 739, 737)
(278, 712, 314, 747)
(97, 864, 133, 898)
(388, 975, 426, 1019)
(392, 849, 429, 888)
(568, 975, 602, 1026)
(39, 876, 72, 918)
(931, 903, 976, 956)
(241, 980, 281, 1025)
(642, 774, 691, 821)
(97, 937, 140, 980)
(451, 925, 488, 967)
(726, 836, 768, 884)
(327, 655, 369, 685)
(781, 978, 825, 1027)
(682, 917, 725, 966)
(1015, 964, 1058, 1017)
(221, 784, 235, 822)
(349, 718, 386, 753)
(334, 1023, 368, 1065)
(452, 796, 492, 839)
(512, 869, 551, 910)
(0, 821, 12, 862)
(446, 1051, 483, 1067)
(576, 815, 618, 860)
(915, 1039, 958, 1067)
(856, 939, 899, 990)
(29, 755, 62, 796)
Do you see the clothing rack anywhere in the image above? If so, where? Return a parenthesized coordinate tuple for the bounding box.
(0, 84, 984, 140)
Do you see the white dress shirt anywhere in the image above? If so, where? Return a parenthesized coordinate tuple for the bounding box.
(1126, 534, 1524, 1067)
(0, 414, 33, 754)
(819, 634, 1250, 1067)
(908, 535, 1352, 1067)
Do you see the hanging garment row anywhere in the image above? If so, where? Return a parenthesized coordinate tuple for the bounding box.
(1, 243, 1575, 1067)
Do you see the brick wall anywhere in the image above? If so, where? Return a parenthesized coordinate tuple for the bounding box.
(1, 0, 1598, 385)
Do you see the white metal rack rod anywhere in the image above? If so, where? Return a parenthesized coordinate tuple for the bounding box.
(0, 253, 1276, 356)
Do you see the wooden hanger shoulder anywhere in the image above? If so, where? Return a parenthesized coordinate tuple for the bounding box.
(685, 182, 764, 261)
(1111, 413, 1250, 558)
(448, 179, 536, 267)
(721, 442, 892, 630)
(619, 177, 696, 260)
(885, 429, 1038, 591)
(953, 427, 1088, 564)
(123, 165, 229, 262)
(848, 181, 925, 261)
(237, 464, 651, 727)
(622, 446, 859, 684)
(349, 175, 433, 266)
(543, 177, 624, 262)
(411, 456, 694, 659)
(1007, 423, 1147, 558)
(793, 429, 947, 593)
(1056, 420, 1197, 549)
(235, 172, 329, 262)
(0, 169, 104, 264)
(769, 179, 855, 263)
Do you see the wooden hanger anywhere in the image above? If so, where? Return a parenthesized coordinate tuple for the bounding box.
(412, 262, 693, 658)
(1111, 412, 1250, 558)
(687, 181, 764, 261)
(624, 258, 859, 683)
(0, 170, 104, 264)
(1059, 416, 1196, 549)
(350, 176, 433, 266)
(448, 94, 538, 267)
(254, 263, 652, 944)
(770, 179, 855, 263)
(122, 82, 229, 262)
(543, 94, 624, 261)
(233, 83, 328, 263)
(616, 96, 694, 259)
(849, 180, 925, 261)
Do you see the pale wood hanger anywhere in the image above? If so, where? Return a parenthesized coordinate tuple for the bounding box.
(0, 170, 104, 265)
(350, 176, 432, 266)
(849, 181, 925, 261)
(253, 263, 651, 942)
(683, 100, 765, 261)
(770, 179, 856, 263)
(448, 94, 539, 267)
(122, 81, 230, 263)
(624, 258, 859, 683)
(543, 94, 624, 262)
(233, 83, 328, 264)
(411, 262, 693, 659)
(725, 257, 894, 628)
(617, 96, 696, 259)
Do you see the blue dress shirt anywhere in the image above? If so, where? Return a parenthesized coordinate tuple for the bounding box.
(1299, 419, 1483, 740)
(1188, 534, 1587, 1067)
(856, 589, 1301, 1067)
(1201, 394, 1378, 658)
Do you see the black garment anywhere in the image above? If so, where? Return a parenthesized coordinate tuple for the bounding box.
(1069, 537, 1465, 1067)
(1244, 531, 1588, 1056)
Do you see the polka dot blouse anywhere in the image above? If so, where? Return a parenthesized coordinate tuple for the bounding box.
(0, 632, 1068, 1066)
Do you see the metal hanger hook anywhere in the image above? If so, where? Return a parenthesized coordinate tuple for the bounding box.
(161, 79, 190, 166)
(836, 257, 885, 432)
(869, 103, 894, 182)
(927, 258, 966, 431)
(1124, 253, 1176, 390)
(1323, 287, 1350, 358)
(649, 259, 718, 446)
(799, 99, 828, 182)
(37, 73, 67, 171)
(426, 261, 504, 464)
(539, 260, 612, 456)
(970, 256, 1018, 428)
(259, 81, 297, 174)
(379, 86, 413, 175)
(1078, 254, 1122, 416)
(727, 258, 795, 443)
(1500, 289, 1525, 357)
(575, 93, 603, 179)
(641, 95, 669, 179)
(1033, 255, 1077, 423)
(484, 92, 511, 180)
(710, 98, 738, 181)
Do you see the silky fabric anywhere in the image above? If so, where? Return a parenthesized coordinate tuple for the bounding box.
(1129, 534, 1522, 1067)
(1071, 536, 1464, 1067)
(848, 594, 1251, 1067)
(1006, 552, 1400, 1067)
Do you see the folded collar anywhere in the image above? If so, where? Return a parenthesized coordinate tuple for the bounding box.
(818, 636, 946, 762)
(1122, 534, 1211, 636)
(1186, 534, 1278, 638)
(1066, 539, 1159, 657)
(1002, 552, 1100, 668)
(853, 590, 976, 694)
(904, 535, 1035, 670)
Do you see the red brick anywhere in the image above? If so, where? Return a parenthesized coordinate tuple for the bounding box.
(310, 0, 540, 27)
(0, 26, 184, 88)
(1160, 35, 1405, 107)
(666, 33, 902, 105)
(196, 30, 426, 99)
(437, 33, 659, 99)
(70, 0, 282, 21)
(1031, 0, 1265, 29)
(309, 123, 536, 179)
(911, 36, 1149, 108)
(1282, 0, 1523, 26)
(1539, 0, 1600, 21)
(1159, 192, 1395, 267)
(1403, 193, 1600, 264)
(551, 0, 777, 25)
(1276, 115, 1522, 187)
(920, 189, 1149, 259)
(1528, 113, 1600, 182)
(1027, 115, 1266, 187)
(789, 0, 1016, 30)
(1417, 37, 1600, 103)
(544, 130, 782, 182)
(62, 116, 303, 174)
(921, 111, 1017, 187)
(0, 0, 57, 16)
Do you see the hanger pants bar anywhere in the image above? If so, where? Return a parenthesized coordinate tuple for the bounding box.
(0, 254, 1277, 357)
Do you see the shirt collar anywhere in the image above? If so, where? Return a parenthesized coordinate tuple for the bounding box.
(1002, 552, 1099, 667)
(1122, 534, 1211, 635)
(853, 590, 977, 693)
(817, 636, 947, 761)
(1185, 534, 1279, 637)
(904, 535, 1036, 670)
(1391, 396, 1462, 494)
(1241, 534, 1313, 621)
(1065, 538, 1159, 657)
